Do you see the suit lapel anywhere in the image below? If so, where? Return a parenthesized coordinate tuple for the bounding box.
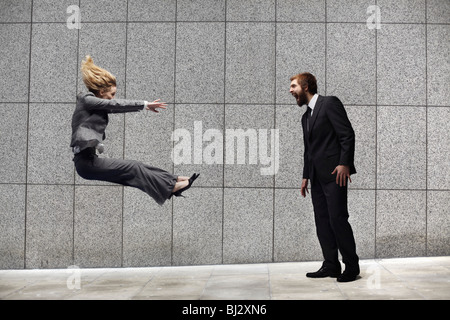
(309, 95, 323, 135)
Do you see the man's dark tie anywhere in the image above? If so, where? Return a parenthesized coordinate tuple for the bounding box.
(307, 106, 312, 132)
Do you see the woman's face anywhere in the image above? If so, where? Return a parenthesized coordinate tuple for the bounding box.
(98, 86, 117, 100)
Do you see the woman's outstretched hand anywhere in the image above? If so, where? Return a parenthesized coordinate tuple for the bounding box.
(146, 99, 168, 113)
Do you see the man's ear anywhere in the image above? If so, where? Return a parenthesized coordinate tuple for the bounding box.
(301, 85, 309, 93)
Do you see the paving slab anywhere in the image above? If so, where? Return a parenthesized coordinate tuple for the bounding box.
(0, 257, 449, 301)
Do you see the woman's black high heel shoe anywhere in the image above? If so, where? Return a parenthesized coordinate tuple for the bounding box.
(171, 173, 199, 198)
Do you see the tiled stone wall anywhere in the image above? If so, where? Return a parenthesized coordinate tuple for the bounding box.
(0, 0, 448, 269)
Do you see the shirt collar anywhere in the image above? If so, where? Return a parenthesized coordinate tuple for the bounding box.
(308, 94, 319, 111)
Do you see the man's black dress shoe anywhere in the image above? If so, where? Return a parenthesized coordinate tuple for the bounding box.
(337, 271, 359, 282)
(306, 267, 341, 278)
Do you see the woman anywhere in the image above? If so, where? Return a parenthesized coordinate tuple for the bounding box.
(71, 55, 198, 205)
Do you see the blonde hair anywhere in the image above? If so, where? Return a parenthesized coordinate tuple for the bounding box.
(81, 55, 116, 94)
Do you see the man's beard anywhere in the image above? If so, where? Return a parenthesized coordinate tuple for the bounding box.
(294, 91, 308, 107)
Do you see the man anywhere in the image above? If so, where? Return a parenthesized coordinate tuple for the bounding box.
(289, 72, 360, 282)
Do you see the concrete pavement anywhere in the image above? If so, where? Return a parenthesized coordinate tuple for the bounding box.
(0, 256, 449, 300)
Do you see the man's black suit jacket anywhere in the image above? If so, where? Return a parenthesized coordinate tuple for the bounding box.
(302, 95, 356, 184)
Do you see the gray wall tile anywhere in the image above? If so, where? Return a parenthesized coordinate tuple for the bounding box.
(174, 104, 224, 187)
(277, 0, 325, 22)
(126, 23, 175, 103)
(428, 107, 450, 189)
(173, 188, 223, 265)
(124, 104, 174, 173)
(30, 23, 78, 103)
(348, 189, 376, 259)
(177, 0, 225, 21)
(26, 185, 73, 269)
(427, 0, 450, 23)
(74, 186, 123, 267)
(376, 190, 426, 258)
(223, 188, 273, 264)
(327, 0, 373, 22)
(123, 187, 172, 267)
(377, 24, 426, 106)
(378, 0, 425, 23)
(175, 22, 225, 104)
(346, 106, 376, 189)
(27, 103, 74, 184)
(0, 0, 32, 22)
(427, 191, 450, 256)
(377, 106, 426, 189)
(274, 189, 321, 262)
(128, 0, 176, 22)
(427, 25, 450, 106)
(0, 24, 30, 102)
(327, 23, 376, 105)
(227, 0, 275, 21)
(225, 23, 275, 104)
(33, 0, 76, 23)
(0, 185, 26, 269)
(0, 104, 28, 183)
(276, 23, 325, 104)
(224, 104, 275, 187)
(275, 105, 304, 188)
(80, 0, 127, 22)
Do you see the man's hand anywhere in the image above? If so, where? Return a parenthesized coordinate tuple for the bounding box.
(301, 178, 309, 197)
(146, 99, 167, 113)
(331, 165, 352, 187)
